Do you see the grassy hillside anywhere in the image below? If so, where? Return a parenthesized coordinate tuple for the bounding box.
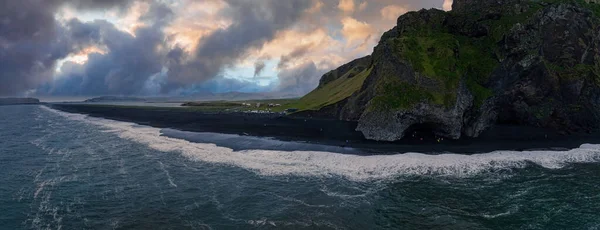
(288, 65, 373, 111)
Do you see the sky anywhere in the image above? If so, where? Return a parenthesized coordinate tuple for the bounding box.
(0, 0, 453, 97)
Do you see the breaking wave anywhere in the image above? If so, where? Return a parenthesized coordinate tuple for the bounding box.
(42, 106, 600, 181)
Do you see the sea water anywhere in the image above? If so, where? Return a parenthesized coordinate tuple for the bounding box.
(1, 105, 599, 229)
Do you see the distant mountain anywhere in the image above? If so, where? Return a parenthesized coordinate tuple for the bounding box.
(0, 98, 40, 105)
(212, 92, 284, 101)
(150, 92, 300, 103)
(82, 92, 301, 104)
(84, 96, 147, 103)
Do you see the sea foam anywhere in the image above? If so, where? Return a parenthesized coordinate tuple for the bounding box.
(41, 106, 600, 181)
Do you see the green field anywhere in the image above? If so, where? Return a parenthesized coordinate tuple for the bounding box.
(284, 66, 373, 111)
(181, 98, 300, 113)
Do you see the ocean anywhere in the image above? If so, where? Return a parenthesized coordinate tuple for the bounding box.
(1, 105, 600, 229)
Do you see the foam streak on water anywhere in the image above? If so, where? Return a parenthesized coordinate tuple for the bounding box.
(42, 106, 600, 181)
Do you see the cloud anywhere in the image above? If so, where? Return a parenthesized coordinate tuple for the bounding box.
(41, 0, 313, 96)
(380, 5, 408, 21)
(277, 61, 325, 95)
(0, 0, 156, 96)
(2, 0, 452, 96)
(39, 2, 174, 96)
(277, 42, 316, 69)
(0, 0, 77, 96)
(140, 2, 174, 27)
(166, 0, 312, 88)
(338, 0, 355, 13)
(443, 0, 453, 11)
(308, 0, 325, 13)
(163, 0, 230, 52)
(340, 17, 375, 46)
(64, 0, 142, 10)
(254, 60, 266, 77)
(358, 1, 368, 11)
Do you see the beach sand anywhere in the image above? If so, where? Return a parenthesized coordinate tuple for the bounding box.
(49, 103, 600, 154)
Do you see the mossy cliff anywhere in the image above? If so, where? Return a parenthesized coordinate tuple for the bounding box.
(296, 0, 600, 141)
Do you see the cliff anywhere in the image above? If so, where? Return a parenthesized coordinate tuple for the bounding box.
(0, 98, 40, 105)
(295, 0, 600, 141)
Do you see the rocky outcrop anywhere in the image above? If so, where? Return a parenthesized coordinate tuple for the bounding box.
(318, 56, 372, 87)
(357, 81, 473, 141)
(489, 3, 600, 134)
(305, 0, 600, 141)
(0, 98, 40, 105)
(451, 0, 522, 15)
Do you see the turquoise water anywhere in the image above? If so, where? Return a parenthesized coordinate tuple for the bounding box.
(1, 105, 600, 229)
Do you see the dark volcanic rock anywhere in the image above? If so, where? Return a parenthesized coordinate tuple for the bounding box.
(357, 81, 474, 141)
(306, 0, 600, 141)
(489, 3, 600, 134)
(452, 0, 522, 15)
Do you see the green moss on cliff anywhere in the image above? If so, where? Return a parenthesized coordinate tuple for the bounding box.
(584, 1, 600, 17)
(374, 0, 596, 110)
(548, 62, 592, 80)
(382, 30, 496, 109)
(458, 37, 497, 107)
(371, 80, 436, 110)
(546, 60, 600, 88)
(392, 34, 461, 85)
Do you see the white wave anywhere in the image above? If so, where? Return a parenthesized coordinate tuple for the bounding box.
(481, 205, 520, 219)
(319, 187, 372, 199)
(158, 161, 178, 188)
(247, 218, 277, 227)
(482, 210, 513, 219)
(269, 192, 331, 208)
(41, 106, 600, 181)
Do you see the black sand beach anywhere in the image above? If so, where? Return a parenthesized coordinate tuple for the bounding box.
(49, 103, 600, 154)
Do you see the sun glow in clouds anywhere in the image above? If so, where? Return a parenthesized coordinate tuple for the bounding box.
(55, 46, 108, 74)
(24, 0, 452, 96)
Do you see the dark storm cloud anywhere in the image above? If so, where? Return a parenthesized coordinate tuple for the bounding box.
(140, 2, 174, 27)
(277, 61, 325, 95)
(0, 0, 72, 95)
(63, 0, 140, 9)
(254, 60, 266, 77)
(93, 25, 166, 94)
(40, 17, 171, 96)
(277, 42, 315, 69)
(38, 61, 87, 95)
(38, 1, 175, 96)
(167, 0, 312, 88)
(3, 0, 448, 96)
(0, 0, 151, 96)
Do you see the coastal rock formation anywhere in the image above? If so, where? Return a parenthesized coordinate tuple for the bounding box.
(296, 0, 600, 141)
(0, 98, 40, 105)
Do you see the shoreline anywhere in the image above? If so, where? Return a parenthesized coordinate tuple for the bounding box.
(47, 103, 600, 154)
